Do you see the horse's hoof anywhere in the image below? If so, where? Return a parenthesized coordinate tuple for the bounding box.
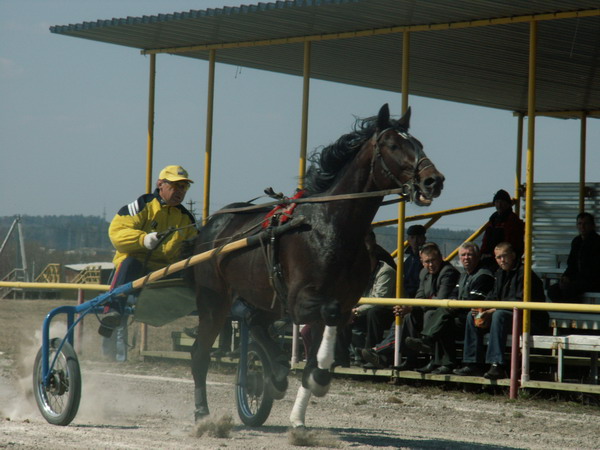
(268, 380, 288, 400)
(268, 372, 288, 400)
(307, 368, 331, 397)
(194, 408, 210, 423)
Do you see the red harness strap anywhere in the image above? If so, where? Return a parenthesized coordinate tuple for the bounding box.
(262, 189, 306, 229)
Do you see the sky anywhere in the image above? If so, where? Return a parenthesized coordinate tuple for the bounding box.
(1, 0, 599, 231)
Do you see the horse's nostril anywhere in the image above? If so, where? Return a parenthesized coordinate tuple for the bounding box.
(424, 177, 436, 187)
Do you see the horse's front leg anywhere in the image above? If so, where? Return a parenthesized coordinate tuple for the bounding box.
(290, 300, 342, 428)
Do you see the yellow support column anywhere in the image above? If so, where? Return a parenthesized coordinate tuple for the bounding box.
(394, 31, 410, 368)
(292, 41, 311, 365)
(396, 31, 410, 301)
(145, 54, 156, 194)
(202, 49, 216, 224)
(514, 113, 524, 217)
(298, 41, 311, 188)
(522, 20, 538, 382)
(141, 54, 157, 353)
(579, 112, 587, 213)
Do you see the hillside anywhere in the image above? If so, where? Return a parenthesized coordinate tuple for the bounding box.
(374, 226, 476, 258)
(0, 215, 474, 280)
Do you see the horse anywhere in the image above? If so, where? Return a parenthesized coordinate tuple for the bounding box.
(188, 103, 444, 428)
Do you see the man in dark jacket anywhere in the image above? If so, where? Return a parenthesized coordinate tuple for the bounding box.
(480, 189, 524, 269)
(361, 242, 458, 370)
(407, 242, 494, 374)
(548, 212, 600, 302)
(456, 242, 546, 380)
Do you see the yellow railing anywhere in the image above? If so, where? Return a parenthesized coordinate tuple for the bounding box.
(0, 281, 109, 291)
(374, 200, 496, 259)
(358, 297, 600, 314)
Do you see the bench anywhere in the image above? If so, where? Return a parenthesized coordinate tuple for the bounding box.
(528, 334, 600, 383)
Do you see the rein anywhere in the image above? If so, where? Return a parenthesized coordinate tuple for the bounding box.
(211, 186, 409, 217)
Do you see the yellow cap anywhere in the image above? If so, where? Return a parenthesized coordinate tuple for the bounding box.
(158, 165, 193, 183)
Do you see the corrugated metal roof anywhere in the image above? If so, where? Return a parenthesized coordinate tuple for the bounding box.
(50, 0, 600, 115)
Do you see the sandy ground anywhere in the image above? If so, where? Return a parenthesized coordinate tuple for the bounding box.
(1, 299, 600, 449)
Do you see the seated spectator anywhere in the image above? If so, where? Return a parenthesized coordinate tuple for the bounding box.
(349, 226, 423, 361)
(407, 242, 494, 374)
(548, 212, 600, 303)
(453, 242, 547, 380)
(480, 189, 524, 269)
(360, 242, 458, 371)
(349, 232, 397, 354)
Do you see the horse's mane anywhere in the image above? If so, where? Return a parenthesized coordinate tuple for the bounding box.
(303, 114, 406, 195)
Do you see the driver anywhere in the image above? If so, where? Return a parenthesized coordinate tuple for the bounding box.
(99, 165, 197, 361)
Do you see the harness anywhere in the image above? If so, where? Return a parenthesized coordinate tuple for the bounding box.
(369, 127, 434, 202)
(164, 128, 433, 313)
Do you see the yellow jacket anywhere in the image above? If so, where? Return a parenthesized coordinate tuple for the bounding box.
(108, 190, 197, 271)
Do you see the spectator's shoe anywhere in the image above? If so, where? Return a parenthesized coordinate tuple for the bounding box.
(395, 359, 417, 371)
(483, 363, 508, 380)
(431, 365, 454, 375)
(97, 310, 122, 338)
(360, 348, 389, 369)
(405, 336, 434, 355)
(453, 364, 485, 377)
(211, 348, 229, 358)
(331, 360, 351, 369)
(416, 360, 437, 374)
(183, 327, 198, 338)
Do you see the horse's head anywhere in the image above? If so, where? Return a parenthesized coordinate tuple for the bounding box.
(369, 104, 444, 206)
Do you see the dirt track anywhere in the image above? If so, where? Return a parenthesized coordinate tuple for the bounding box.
(1, 299, 600, 449)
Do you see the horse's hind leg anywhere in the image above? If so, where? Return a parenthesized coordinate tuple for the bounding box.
(191, 339, 211, 421)
(191, 288, 229, 422)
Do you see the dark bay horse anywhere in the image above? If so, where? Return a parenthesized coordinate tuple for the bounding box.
(189, 104, 444, 427)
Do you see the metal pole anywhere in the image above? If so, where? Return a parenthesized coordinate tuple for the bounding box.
(0, 218, 18, 257)
(76, 289, 84, 355)
(141, 54, 157, 353)
(292, 41, 312, 365)
(202, 49, 216, 225)
(521, 20, 537, 382)
(145, 54, 156, 194)
(16, 216, 28, 283)
(514, 113, 524, 217)
(396, 31, 410, 300)
(579, 112, 587, 213)
(509, 307, 521, 399)
(394, 31, 410, 369)
(298, 41, 311, 188)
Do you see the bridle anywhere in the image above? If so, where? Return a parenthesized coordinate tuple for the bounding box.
(369, 127, 434, 201)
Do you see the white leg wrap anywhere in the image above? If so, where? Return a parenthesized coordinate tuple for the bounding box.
(289, 386, 311, 428)
(317, 325, 336, 370)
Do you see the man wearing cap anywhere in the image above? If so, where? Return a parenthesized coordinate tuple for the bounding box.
(100, 165, 197, 361)
(480, 189, 524, 267)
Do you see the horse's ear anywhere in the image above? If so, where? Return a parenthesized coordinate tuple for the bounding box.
(398, 106, 412, 130)
(377, 103, 391, 130)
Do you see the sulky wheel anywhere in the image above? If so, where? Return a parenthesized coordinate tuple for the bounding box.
(33, 338, 81, 426)
(235, 342, 274, 427)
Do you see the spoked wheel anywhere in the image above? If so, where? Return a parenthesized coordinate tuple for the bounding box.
(235, 342, 274, 427)
(33, 338, 81, 426)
